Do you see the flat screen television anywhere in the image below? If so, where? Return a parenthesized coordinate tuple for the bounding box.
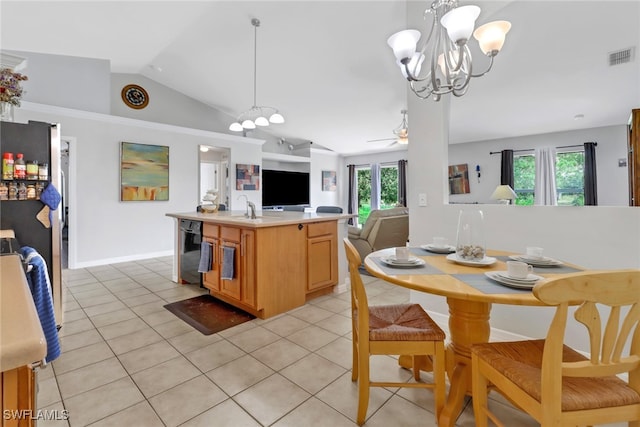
(262, 169, 310, 207)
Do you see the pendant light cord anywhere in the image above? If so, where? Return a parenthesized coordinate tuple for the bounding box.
(252, 18, 259, 108)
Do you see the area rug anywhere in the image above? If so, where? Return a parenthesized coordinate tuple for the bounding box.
(163, 295, 255, 335)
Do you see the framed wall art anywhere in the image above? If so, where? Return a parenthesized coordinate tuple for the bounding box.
(448, 163, 470, 195)
(322, 170, 337, 191)
(120, 142, 169, 201)
(236, 164, 260, 190)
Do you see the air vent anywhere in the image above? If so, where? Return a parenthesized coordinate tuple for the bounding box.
(609, 47, 635, 66)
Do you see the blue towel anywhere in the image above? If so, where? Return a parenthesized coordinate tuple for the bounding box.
(19, 246, 61, 363)
(198, 242, 212, 273)
(221, 246, 235, 280)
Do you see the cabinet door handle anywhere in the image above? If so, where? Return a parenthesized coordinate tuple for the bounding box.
(212, 242, 216, 266)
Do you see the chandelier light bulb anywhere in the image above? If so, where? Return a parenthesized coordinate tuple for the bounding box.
(473, 20, 511, 56)
(229, 122, 243, 132)
(254, 116, 269, 126)
(387, 30, 422, 62)
(269, 113, 284, 124)
(241, 119, 256, 129)
(440, 5, 480, 44)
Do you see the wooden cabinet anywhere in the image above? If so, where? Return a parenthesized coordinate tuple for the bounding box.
(201, 224, 257, 311)
(1, 366, 36, 427)
(306, 221, 338, 293)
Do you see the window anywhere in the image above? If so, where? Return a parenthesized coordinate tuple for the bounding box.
(513, 151, 585, 206)
(356, 165, 399, 224)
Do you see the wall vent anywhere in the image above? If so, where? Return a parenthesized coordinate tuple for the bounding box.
(609, 47, 635, 66)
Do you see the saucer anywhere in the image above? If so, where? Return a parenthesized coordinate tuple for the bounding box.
(496, 271, 541, 283)
(485, 271, 541, 290)
(509, 255, 563, 267)
(381, 256, 426, 268)
(420, 244, 456, 254)
(446, 253, 496, 267)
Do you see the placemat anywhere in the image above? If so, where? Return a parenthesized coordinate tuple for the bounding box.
(494, 256, 583, 274)
(370, 256, 444, 276)
(452, 274, 533, 294)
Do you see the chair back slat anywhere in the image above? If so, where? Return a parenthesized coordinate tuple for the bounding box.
(343, 238, 369, 343)
(534, 270, 640, 380)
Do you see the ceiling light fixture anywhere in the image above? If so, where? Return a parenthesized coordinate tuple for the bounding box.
(229, 18, 284, 132)
(387, 0, 511, 101)
(394, 109, 409, 144)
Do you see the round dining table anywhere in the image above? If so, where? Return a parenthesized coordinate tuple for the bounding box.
(364, 247, 583, 427)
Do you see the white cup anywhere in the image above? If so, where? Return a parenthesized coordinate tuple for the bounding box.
(507, 261, 533, 279)
(432, 237, 448, 248)
(395, 247, 410, 261)
(526, 246, 544, 259)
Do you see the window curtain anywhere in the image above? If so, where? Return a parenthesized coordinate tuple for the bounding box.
(534, 146, 557, 206)
(398, 160, 407, 207)
(500, 150, 514, 187)
(370, 163, 381, 211)
(347, 164, 357, 226)
(584, 142, 598, 206)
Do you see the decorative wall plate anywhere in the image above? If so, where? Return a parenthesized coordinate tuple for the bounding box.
(121, 84, 149, 109)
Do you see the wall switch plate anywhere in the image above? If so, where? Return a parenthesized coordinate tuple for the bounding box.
(418, 193, 427, 206)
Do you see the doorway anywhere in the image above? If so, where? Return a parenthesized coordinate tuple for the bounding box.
(199, 145, 230, 210)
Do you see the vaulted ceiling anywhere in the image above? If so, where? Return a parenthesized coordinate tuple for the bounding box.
(1, 1, 638, 154)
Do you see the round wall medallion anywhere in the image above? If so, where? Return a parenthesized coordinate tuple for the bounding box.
(121, 84, 149, 109)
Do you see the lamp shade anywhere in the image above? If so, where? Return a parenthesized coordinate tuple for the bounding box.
(254, 116, 269, 126)
(229, 122, 243, 132)
(269, 113, 284, 124)
(241, 119, 256, 129)
(440, 5, 481, 44)
(473, 20, 511, 55)
(491, 184, 517, 202)
(387, 30, 421, 61)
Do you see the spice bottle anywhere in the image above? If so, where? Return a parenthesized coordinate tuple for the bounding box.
(2, 153, 14, 180)
(38, 163, 48, 180)
(17, 182, 27, 200)
(14, 153, 26, 180)
(35, 182, 44, 199)
(8, 182, 18, 200)
(26, 160, 39, 180)
(0, 182, 8, 200)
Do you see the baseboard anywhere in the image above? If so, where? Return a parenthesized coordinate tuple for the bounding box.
(72, 250, 174, 269)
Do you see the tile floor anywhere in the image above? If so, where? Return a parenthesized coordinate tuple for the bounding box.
(35, 256, 626, 427)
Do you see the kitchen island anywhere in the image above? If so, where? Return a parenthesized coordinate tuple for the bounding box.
(166, 210, 352, 319)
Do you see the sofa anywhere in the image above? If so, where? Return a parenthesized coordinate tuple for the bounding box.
(347, 207, 409, 261)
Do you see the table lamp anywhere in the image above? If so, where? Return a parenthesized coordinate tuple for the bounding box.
(491, 185, 517, 205)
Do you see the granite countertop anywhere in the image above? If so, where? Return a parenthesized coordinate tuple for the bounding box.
(166, 210, 354, 228)
(0, 254, 46, 372)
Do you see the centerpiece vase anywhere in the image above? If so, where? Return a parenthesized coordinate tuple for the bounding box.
(0, 102, 14, 122)
(455, 209, 486, 260)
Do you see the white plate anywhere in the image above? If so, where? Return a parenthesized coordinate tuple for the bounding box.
(446, 253, 497, 267)
(508, 255, 563, 267)
(485, 271, 541, 290)
(496, 271, 542, 283)
(381, 257, 426, 268)
(420, 244, 456, 254)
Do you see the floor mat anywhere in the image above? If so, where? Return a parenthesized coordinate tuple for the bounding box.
(163, 294, 255, 335)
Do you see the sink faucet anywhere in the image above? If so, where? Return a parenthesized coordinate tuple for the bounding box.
(247, 201, 257, 219)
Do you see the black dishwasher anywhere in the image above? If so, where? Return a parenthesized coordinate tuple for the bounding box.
(179, 219, 202, 285)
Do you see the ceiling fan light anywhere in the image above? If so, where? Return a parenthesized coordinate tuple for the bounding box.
(440, 5, 480, 44)
(229, 122, 243, 132)
(474, 20, 511, 55)
(387, 29, 421, 62)
(269, 113, 284, 124)
(255, 116, 269, 126)
(241, 119, 256, 129)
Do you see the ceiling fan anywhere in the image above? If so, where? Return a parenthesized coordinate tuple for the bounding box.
(367, 109, 409, 147)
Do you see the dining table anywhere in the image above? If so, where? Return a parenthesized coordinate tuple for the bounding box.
(364, 246, 585, 427)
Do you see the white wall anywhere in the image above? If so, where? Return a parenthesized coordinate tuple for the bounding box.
(15, 103, 264, 268)
(448, 125, 629, 206)
(310, 148, 342, 209)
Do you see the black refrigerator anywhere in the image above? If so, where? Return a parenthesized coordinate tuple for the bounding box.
(0, 120, 63, 326)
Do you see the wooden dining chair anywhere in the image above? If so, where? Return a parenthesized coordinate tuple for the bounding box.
(343, 238, 446, 425)
(471, 270, 640, 427)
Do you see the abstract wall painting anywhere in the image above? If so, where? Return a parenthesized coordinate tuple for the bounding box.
(322, 170, 337, 191)
(120, 142, 169, 201)
(236, 164, 260, 190)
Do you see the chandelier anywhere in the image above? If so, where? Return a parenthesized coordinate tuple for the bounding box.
(387, 0, 511, 101)
(394, 109, 409, 144)
(229, 18, 284, 132)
